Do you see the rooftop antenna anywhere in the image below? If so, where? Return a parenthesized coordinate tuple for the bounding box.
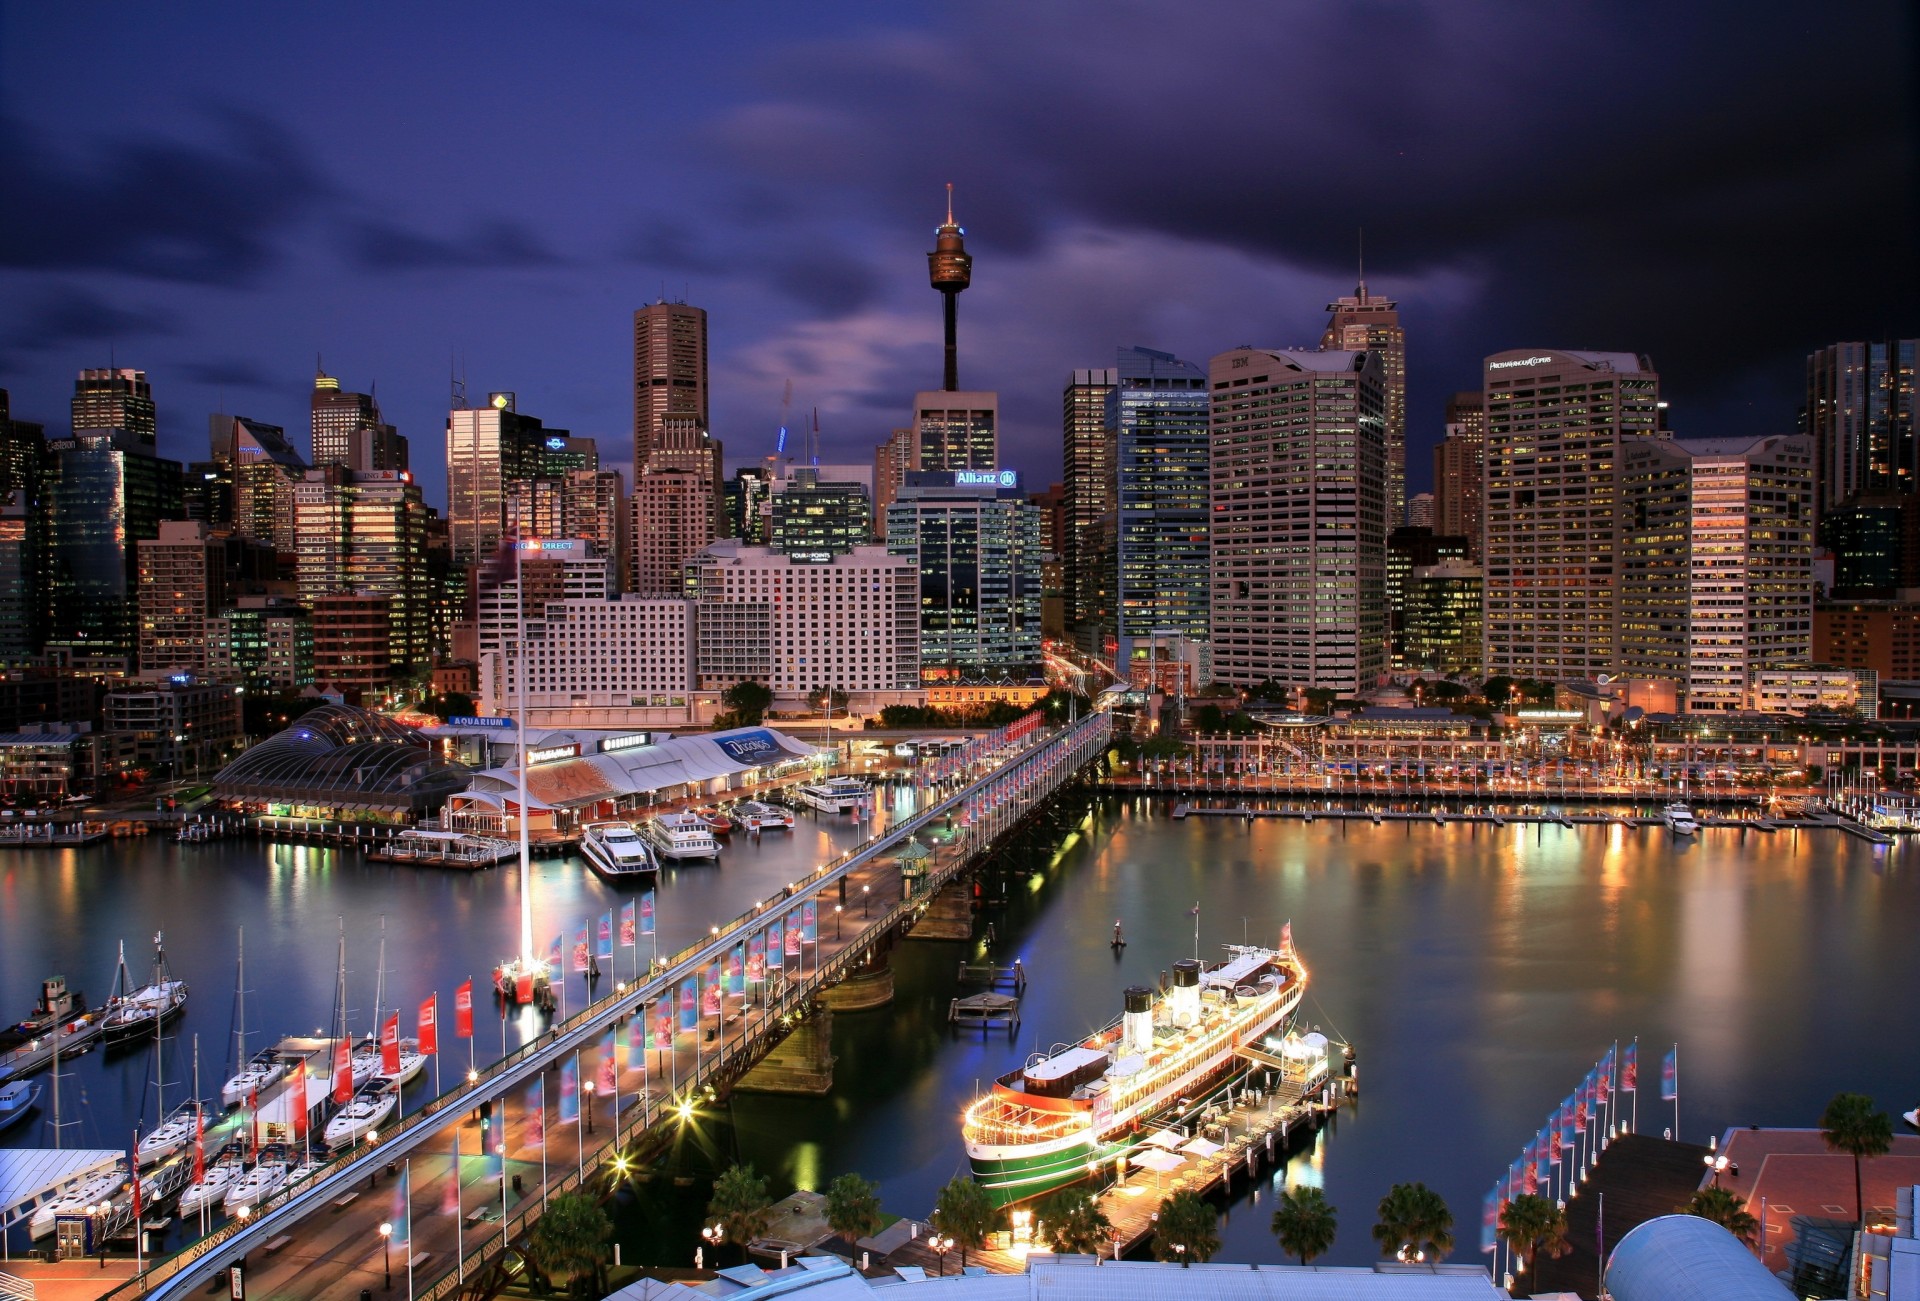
(451, 353, 465, 409)
(810, 407, 821, 467)
(1356, 228, 1367, 301)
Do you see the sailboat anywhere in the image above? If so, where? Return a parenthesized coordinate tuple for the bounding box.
(351, 917, 424, 1087)
(220, 928, 288, 1106)
(102, 932, 189, 1042)
(136, 1012, 199, 1166)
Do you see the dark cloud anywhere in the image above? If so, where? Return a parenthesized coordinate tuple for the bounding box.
(4, 288, 174, 354)
(0, 110, 328, 286)
(344, 219, 566, 272)
(180, 359, 281, 391)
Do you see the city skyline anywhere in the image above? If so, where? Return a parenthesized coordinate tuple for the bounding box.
(2, 3, 1912, 514)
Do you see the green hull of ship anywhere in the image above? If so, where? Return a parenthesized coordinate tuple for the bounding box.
(969, 1140, 1126, 1208)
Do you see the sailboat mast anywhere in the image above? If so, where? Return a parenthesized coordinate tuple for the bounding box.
(372, 915, 388, 1039)
(515, 537, 534, 968)
(234, 926, 246, 1076)
(50, 1020, 60, 1151)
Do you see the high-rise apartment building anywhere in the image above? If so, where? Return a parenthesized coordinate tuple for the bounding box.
(311, 371, 406, 471)
(1208, 347, 1387, 694)
(1433, 390, 1486, 558)
(0, 393, 46, 661)
(690, 541, 919, 694)
(1063, 367, 1118, 657)
(873, 428, 914, 539)
(1114, 347, 1210, 668)
(136, 521, 244, 674)
(1323, 282, 1405, 532)
(911, 392, 998, 472)
(633, 300, 708, 470)
(1406, 493, 1435, 529)
(293, 468, 431, 685)
(1619, 435, 1815, 711)
(886, 470, 1042, 677)
(1804, 339, 1918, 524)
(1481, 349, 1661, 681)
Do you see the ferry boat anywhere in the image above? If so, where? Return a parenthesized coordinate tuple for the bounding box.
(734, 801, 795, 832)
(101, 933, 189, 1043)
(580, 821, 658, 882)
(794, 778, 871, 814)
(324, 1078, 398, 1150)
(0, 1079, 38, 1133)
(1663, 803, 1699, 835)
(644, 812, 721, 862)
(178, 1141, 247, 1215)
(961, 939, 1308, 1207)
(137, 1099, 202, 1165)
(222, 1049, 289, 1108)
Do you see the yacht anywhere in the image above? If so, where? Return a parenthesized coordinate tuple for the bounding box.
(794, 778, 871, 814)
(1663, 802, 1699, 836)
(324, 1078, 398, 1150)
(223, 1143, 290, 1214)
(101, 933, 189, 1043)
(734, 801, 794, 832)
(352, 1035, 424, 1087)
(580, 821, 657, 883)
(644, 812, 721, 862)
(137, 1099, 202, 1166)
(178, 1141, 247, 1216)
(29, 1167, 129, 1239)
(222, 1049, 288, 1108)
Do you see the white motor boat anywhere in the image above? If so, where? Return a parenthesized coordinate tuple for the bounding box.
(581, 821, 657, 882)
(644, 812, 720, 862)
(177, 1141, 247, 1215)
(137, 1099, 202, 1166)
(287, 1156, 325, 1187)
(734, 801, 794, 832)
(324, 1078, 398, 1151)
(794, 778, 871, 813)
(1663, 802, 1700, 835)
(353, 1036, 424, 1087)
(222, 1049, 288, 1108)
(223, 1144, 290, 1214)
(29, 1167, 129, 1239)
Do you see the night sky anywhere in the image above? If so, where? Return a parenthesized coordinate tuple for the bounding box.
(2, 2, 1914, 509)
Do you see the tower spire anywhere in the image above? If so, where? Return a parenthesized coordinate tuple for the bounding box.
(927, 183, 973, 391)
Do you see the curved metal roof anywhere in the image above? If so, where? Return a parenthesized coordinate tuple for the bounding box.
(214, 704, 470, 810)
(1607, 1214, 1794, 1301)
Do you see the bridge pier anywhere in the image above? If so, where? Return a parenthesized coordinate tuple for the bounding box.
(735, 1003, 836, 1095)
(819, 938, 896, 1010)
(906, 881, 974, 941)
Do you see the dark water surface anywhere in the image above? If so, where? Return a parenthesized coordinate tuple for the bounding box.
(6, 793, 1917, 1269)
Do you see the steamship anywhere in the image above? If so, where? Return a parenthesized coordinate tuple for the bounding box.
(961, 937, 1309, 1206)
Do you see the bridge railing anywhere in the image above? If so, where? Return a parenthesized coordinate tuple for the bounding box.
(117, 714, 1111, 1300)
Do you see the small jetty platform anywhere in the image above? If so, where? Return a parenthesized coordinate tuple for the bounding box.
(955, 959, 1026, 993)
(1168, 803, 1803, 833)
(948, 991, 1020, 1033)
(0, 821, 110, 849)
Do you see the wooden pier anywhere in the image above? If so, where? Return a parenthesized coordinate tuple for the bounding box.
(948, 991, 1020, 1033)
(955, 959, 1026, 993)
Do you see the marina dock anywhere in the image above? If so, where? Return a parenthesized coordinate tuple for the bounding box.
(1169, 803, 1798, 833)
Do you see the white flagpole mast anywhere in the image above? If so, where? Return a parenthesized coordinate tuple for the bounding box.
(405, 1156, 416, 1301)
(1672, 1043, 1680, 1140)
(453, 1128, 464, 1284)
(1631, 1036, 1639, 1135)
(432, 994, 441, 1098)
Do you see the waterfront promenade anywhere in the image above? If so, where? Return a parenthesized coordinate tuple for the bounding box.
(95, 715, 1110, 1301)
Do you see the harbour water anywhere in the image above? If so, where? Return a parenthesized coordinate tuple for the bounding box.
(5, 792, 1918, 1269)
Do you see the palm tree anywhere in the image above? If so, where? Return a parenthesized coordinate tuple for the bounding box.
(1682, 1187, 1760, 1244)
(931, 1176, 997, 1269)
(530, 1191, 614, 1299)
(1820, 1092, 1894, 1228)
(1151, 1190, 1220, 1266)
(1270, 1186, 1338, 1266)
(1371, 1182, 1455, 1263)
(1498, 1193, 1570, 1290)
(1037, 1186, 1113, 1256)
(708, 1163, 774, 1261)
(825, 1173, 885, 1246)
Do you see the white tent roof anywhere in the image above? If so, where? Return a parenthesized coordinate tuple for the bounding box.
(1130, 1148, 1185, 1173)
(1139, 1129, 1184, 1150)
(1180, 1136, 1224, 1157)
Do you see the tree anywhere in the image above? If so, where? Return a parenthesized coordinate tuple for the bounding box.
(931, 1176, 997, 1268)
(825, 1172, 884, 1245)
(1426, 680, 1467, 702)
(530, 1191, 614, 1299)
(1820, 1092, 1894, 1228)
(422, 691, 475, 722)
(1480, 676, 1516, 707)
(1498, 1193, 1569, 1287)
(1247, 678, 1291, 705)
(1682, 1187, 1759, 1244)
(1190, 704, 1227, 735)
(721, 680, 774, 727)
(1151, 1190, 1220, 1266)
(1371, 1182, 1454, 1263)
(1037, 1186, 1112, 1256)
(708, 1163, 774, 1259)
(1270, 1185, 1337, 1266)
(807, 686, 850, 714)
(1302, 688, 1338, 715)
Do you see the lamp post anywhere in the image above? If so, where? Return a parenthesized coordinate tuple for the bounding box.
(702, 1222, 725, 1267)
(834, 904, 843, 941)
(862, 883, 870, 917)
(583, 1079, 596, 1134)
(1704, 1152, 1734, 1187)
(928, 1234, 951, 1276)
(379, 1221, 393, 1291)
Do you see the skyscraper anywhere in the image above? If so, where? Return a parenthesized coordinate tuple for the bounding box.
(1208, 347, 1387, 694)
(311, 370, 406, 471)
(1804, 339, 1918, 523)
(873, 427, 913, 538)
(213, 414, 308, 561)
(1405, 493, 1435, 529)
(137, 520, 233, 674)
(444, 392, 559, 565)
(1481, 349, 1661, 681)
(886, 470, 1042, 678)
(0, 391, 46, 661)
(633, 300, 708, 470)
(911, 393, 998, 472)
(1322, 281, 1405, 530)
(1433, 389, 1486, 561)
(1062, 366, 1118, 658)
(769, 469, 872, 563)
(1114, 347, 1211, 668)
(293, 467, 432, 689)
(71, 368, 156, 439)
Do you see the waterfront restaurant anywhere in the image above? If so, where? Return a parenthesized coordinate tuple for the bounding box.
(212, 704, 473, 825)
(443, 724, 817, 836)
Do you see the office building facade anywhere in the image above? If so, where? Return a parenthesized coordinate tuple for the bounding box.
(769, 470, 873, 563)
(1114, 348, 1210, 668)
(1323, 283, 1406, 529)
(45, 428, 183, 672)
(886, 471, 1041, 677)
(1405, 560, 1485, 678)
(1805, 339, 1918, 523)
(1062, 367, 1119, 656)
(480, 596, 694, 722)
(293, 468, 432, 683)
(912, 392, 998, 472)
(1481, 349, 1661, 681)
(206, 599, 314, 693)
(633, 300, 708, 470)
(1208, 347, 1387, 694)
(311, 371, 405, 471)
(445, 393, 561, 565)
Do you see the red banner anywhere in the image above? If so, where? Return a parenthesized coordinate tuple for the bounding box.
(290, 1063, 309, 1139)
(454, 980, 473, 1039)
(1006, 711, 1043, 743)
(419, 995, 439, 1056)
(193, 1107, 205, 1183)
(333, 1037, 353, 1103)
(380, 1012, 400, 1075)
(248, 1088, 259, 1157)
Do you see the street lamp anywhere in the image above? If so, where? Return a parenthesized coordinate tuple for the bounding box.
(928, 1233, 952, 1276)
(702, 1222, 725, 1267)
(379, 1221, 393, 1291)
(834, 904, 843, 940)
(583, 1079, 596, 1133)
(1704, 1152, 1735, 1186)
(862, 883, 870, 917)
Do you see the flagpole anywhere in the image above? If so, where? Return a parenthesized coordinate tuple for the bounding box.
(1610, 1040, 1620, 1139)
(433, 995, 441, 1098)
(468, 978, 476, 1082)
(1672, 1043, 1680, 1140)
(453, 1129, 464, 1284)
(573, 1051, 584, 1181)
(405, 1156, 416, 1301)
(541, 1082, 549, 1207)
(632, 897, 639, 984)
(1631, 1036, 1639, 1134)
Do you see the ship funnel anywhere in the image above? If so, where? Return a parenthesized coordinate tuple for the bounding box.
(1169, 960, 1203, 1029)
(1123, 986, 1154, 1055)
